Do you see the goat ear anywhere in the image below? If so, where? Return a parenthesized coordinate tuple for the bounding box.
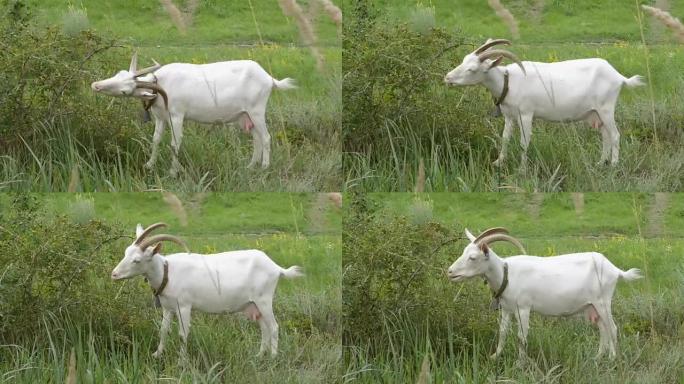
(488, 56, 504, 69)
(152, 242, 162, 255)
(135, 223, 144, 238)
(465, 228, 476, 242)
(480, 243, 490, 259)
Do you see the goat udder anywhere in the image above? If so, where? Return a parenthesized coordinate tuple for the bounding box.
(586, 304, 600, 325)
(242, 114, 254, 133)
(242, 302, 262, 321)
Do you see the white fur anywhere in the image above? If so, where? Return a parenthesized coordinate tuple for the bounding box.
(447, 228, 642, 360)
(111, 224, 304, 357)
(92, 57, 296, 175)
(444, 44, 644, 167)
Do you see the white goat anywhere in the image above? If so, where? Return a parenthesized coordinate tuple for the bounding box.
(444, 39, 645, 167)
(92, 53, 296, 175)
(110, 223, 304, 357)
(447, 227, 642, 360)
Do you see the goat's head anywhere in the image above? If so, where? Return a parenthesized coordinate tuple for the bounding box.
(447, 227, 526, 282)
(111, 222, 189, 280)
(91, 52, 163, 98)
(444, 39, 525, 86)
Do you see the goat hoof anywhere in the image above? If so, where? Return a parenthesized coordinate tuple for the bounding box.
(169, 168, 178, 178)
(260, 163, 269, 170)
(144, 161, 155, 170)
(152, 350, 163, 359)
(489, 353, 499, 360)
(492, 159, 504, 167)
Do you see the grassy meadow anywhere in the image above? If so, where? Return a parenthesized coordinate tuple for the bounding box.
(343, 193, 684, 383)
(343, 0, 684, 192)
(0, 193, 342, 382)
(0, 1, 341, 192)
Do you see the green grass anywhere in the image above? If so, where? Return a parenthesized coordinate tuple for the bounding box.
(14, 192, 342, 235)
(0, 193, 341, 383)
(344, 193, 684, 383)
(343, 1, 684, 192)
(2, 1, 341, 192)
(32, 0, 339, 46)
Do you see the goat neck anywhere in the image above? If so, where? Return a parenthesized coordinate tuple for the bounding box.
(481, 66, 507, 104)
(144, 253, 167, 292)
(482, 250, 507, 294)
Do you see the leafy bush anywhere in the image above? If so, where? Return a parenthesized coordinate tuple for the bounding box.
(0, 1, 137, 162)
(343, 2, 482, 159)
(343, 193, 496, 356)
(0, 195, 150, 344)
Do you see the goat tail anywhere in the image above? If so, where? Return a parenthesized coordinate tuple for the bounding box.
(273, 77, 297, 90)
(624, 75, 646, 88)
(281, 265, 304, 279)
(620, 268, 644, 282)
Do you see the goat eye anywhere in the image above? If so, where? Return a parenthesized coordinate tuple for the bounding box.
(132, 259, 140, 264)
(468, 256, 475, 261)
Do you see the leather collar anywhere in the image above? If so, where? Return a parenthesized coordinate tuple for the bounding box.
(142, 73, 159, 112)
(152, 259, 169, 297)
(494, 69, 509, 107)
(493, 262, 509, 300)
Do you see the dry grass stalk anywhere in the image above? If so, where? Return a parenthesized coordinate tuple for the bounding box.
(327, 192, 342, 209)
(183, 0, 200, 27)
(317, 0, 342, 35)
(415, 158, 425, 193)
(160, 0, 187, 34)
(642, 5, 684, 43)
(65, 348, 76, 384)
(185, 192, 207, 216)
(527, 192, 544, 219)
(278, 0, 325, 71)
(488, 0, 520, 39)
(530, 0, 545, 24)
(416, 354, 430, 384)
(646, 192, 669, 237)
(310, 193, 340, 232)
(162, 191, 188, 226)
(67, 164, 80, 193)
(571, 193, 584, 215)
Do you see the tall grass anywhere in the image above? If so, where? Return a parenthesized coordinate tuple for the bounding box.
(343, 2, 684, 192)
(1, 2, 341, 192)
(0, 194, 342, 383)
(345, 117, 684, 192)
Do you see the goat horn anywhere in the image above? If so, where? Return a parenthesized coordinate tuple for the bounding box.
(129, 51, 138, 73)
(474, 227, 509, 244)
(478, 233, 526, 254)
(134, 59, 161, 77)
(138, 234, 190, 253)
(478, 49, 526, 75)
(474, 39, 511, 54)
(135, 81, 169, 109)
(134, 222, 167, 245)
